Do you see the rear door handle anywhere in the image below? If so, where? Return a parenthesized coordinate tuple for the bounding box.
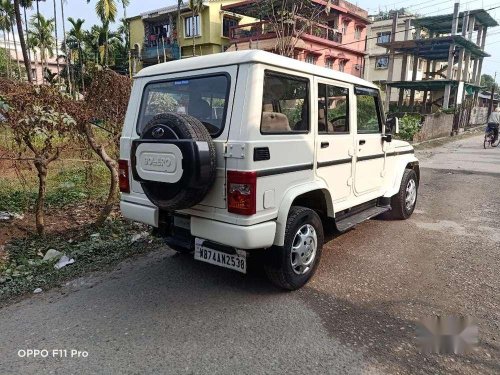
(321, 142, 330, 148)
(359, 140, 366, 145)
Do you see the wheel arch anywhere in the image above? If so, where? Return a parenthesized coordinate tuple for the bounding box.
(384, 154, 419, 198)
(273, 182, 333, 246)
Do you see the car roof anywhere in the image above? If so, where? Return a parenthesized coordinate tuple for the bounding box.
(135, 50, 377, 89)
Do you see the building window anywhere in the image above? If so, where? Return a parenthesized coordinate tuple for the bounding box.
(222, 16, 238, 38)
(261, 71, 309, 134)
(185, 15, 201, 37)
(375, 56, 389, 69)
(325, 58, 333, 69)
(354, 26, 362, 40)
(341, 21, 349, 35)
(339, 60, 346, 72)
(305, 54, 316, 64)
(318, 83, 349, 133)
(377, 31, 391, 44)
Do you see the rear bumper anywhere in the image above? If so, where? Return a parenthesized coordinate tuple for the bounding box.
(120, 199, 276, 250)
(190, 216, 276, 250)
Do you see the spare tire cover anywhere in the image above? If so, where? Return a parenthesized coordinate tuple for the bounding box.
(133, 113, 217, 211)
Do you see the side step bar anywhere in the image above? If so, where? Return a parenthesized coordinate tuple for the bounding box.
(335, 206, 390, 232)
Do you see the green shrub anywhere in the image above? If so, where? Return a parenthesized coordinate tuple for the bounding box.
(398, 114, 421, 141)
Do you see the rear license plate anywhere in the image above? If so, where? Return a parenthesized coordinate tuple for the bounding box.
(194, 238, 246, 274)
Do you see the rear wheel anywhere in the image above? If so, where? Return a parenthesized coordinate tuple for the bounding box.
(265, 207, 324, 290)
(385, 169, 418, 220)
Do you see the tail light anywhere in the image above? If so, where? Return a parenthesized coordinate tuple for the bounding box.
(118, 159, 130, 193)
(227, 171, 257, 215)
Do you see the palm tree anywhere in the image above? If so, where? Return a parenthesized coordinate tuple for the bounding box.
(1, 0, 21, 78)
(188, 0, 203, 57)
(59, 0, 71, 93)
(87, 0, 129, 66)
(67, 17, 85, 90)
(0, 2, 12, 77)
(29, 13, 55, 73)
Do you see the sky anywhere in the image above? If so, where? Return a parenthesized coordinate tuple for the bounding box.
(27, 0, 500, 79)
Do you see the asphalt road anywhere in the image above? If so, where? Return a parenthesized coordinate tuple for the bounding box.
(1, 135, 499, 375)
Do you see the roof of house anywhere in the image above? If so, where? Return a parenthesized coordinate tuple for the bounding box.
(135, 50, 377, 88)
(386, 79, 481, 91)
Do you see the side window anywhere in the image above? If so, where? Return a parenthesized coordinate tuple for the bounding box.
(355, 87, 382, 134)
(318, 83, 349, 134)
(261, 71, 309, 134)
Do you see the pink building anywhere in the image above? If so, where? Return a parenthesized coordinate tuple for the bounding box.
(223, 0, 369, 77)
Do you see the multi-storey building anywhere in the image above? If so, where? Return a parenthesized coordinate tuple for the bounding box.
(222, 0, 370, 77)
(128, 1, 253, 72)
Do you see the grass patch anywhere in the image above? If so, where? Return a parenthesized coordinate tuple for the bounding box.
(0, 163, 110, 213)
(0, 219, 162, 303)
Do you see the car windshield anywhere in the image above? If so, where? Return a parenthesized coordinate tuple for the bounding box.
(137, 74, 229, 136)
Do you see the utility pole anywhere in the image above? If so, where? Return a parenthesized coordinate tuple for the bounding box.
(488, 71, 497, 117)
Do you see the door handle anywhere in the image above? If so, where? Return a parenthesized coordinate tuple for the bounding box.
(359, 140, 366, 145)
(321, 142, 330, 148)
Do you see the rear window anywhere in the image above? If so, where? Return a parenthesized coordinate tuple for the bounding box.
(137, 74, 230, 137)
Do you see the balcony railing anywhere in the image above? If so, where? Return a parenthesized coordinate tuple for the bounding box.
(229, 20, 342, 45)
(141, 42, 181, 62)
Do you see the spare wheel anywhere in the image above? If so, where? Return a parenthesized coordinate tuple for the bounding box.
(131, 113, 217, 211)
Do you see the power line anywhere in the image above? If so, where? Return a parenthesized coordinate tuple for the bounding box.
(312, 4, 500, 53)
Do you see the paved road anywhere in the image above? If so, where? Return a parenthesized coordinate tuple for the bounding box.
(1, 135, 499, 375)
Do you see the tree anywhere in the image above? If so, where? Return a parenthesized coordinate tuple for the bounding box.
(188, 0, 203, 57)
(481, 74, 499, 92)
(0, 3, 12, 77)
(254, 0, 324, 58)
(0, 81, 76, 235)
(67, 17, 86, 90)
(87, 0, 129, 66)
(52, 0, 60, 81)
(29, 13, 55, 72)
(1, 0, 22, 78)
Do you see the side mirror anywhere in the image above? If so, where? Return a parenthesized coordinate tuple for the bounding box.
(386, 116, 399, 135)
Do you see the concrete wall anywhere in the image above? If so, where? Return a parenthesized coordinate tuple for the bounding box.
(469, 106, 489, 125)
(413, 113, 454, 142)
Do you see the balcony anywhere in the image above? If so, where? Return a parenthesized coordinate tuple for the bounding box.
(141, 42, 181, 63)
(229, 19, 342, 45)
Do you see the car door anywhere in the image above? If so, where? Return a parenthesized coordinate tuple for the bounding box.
(354, 86, 385, 196)
(315, 79, 354, 203)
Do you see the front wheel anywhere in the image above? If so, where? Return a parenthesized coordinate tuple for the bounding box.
(265, 207, 324, 290)
(385, 169, 418, 220)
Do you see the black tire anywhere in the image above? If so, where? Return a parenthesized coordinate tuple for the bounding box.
(385, 169, 418, 220)
(264, 207, 324, 290)
(137, 113, 216, 211)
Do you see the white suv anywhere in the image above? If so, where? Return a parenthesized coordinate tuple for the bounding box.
(119, 50, 419, 290)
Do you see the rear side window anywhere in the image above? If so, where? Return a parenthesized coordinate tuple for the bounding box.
(261, 71, 309, 134)
(318, 83, 349, 134)
(355, 86, 382, 134)
(137, 74, 230, 137)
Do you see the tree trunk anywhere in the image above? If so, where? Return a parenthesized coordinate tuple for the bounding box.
(79, 44, 85, 92)
(52, 0, 61, 83)
(83, 123, 118, 226)
(60, 0, 71, 94)
(105, 29, 109, 66)
(13, 0, 33, 82)
(33, 159, 47, 236)
(24, 6, 32, 71)
(11, 25, 22, 79)
(3, 32, 10, 78)
(6, 32, 12, 78)
(33, 50, 39, 82)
